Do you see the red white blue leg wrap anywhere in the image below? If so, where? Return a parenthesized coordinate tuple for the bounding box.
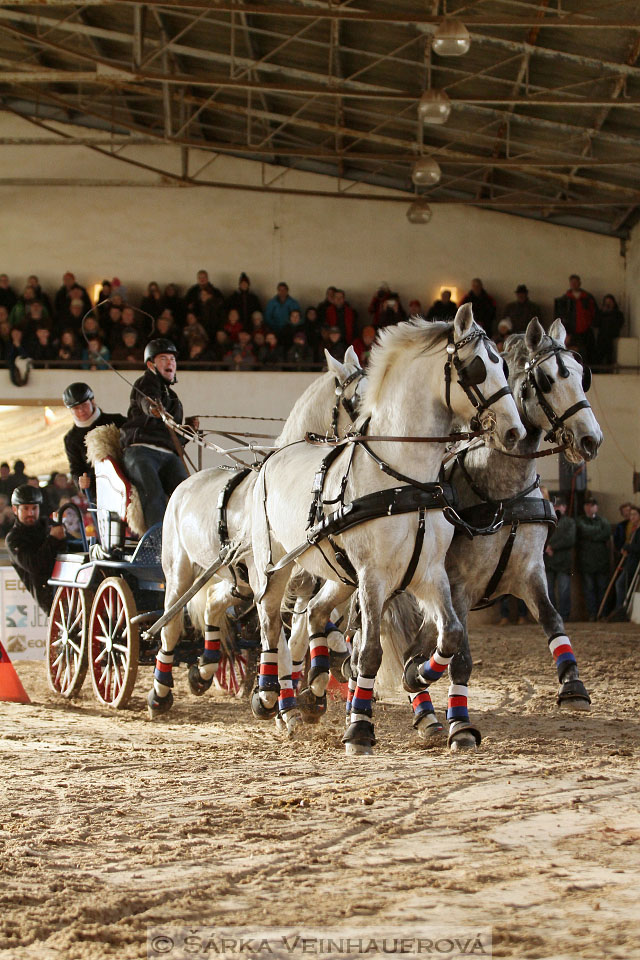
(199, 625, 222, 680)
(418, 649, 453, 685)
(278, 676, 296, 714)
(350, 674, 375, 722)
(548, 633, 577, 679)
(153, 649, 174, 696)
(259, 648, 280, 691)
(446, 684, 469, 724)
(291, 659, 304, 692)
(309, 632, 330, 683)
(346, 676, 357, 717)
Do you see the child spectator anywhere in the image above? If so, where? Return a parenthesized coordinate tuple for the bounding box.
(112, 328, 144, 364)
(262, 331, 285, 368)
(325, 326, 346, 362)
(140, 281, 164, 321)
(351, 325, 377, 366)
(82, 335, 110, 371)
(286, 330, 314, 368)
(225, 330, 256, 370)
(212, 329, 232, 363)
(224, 308, 245, 343)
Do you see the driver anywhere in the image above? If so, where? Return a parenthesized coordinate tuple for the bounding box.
(5, 485, 67, 613)
(120, 338, 199, 528)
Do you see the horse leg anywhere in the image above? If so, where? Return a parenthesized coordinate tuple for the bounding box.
(186, 580, 232, 696)
(148, 552, 192, 719)
(298, 579, 354, 723)
(521, 572, 591, 712)
(251, 566, 296, 727)
(343, 576, 386, 756)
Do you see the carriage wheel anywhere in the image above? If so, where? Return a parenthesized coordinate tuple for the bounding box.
(46, 586, 92, 699)
(89, 577, 139, 709)
(215, 648, 258, 698)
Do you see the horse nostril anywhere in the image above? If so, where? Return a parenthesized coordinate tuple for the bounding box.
(580, 435, 598, 460)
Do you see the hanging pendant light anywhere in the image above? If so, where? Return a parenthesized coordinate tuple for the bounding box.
(418, 89, 451, 125)
(432, 18, 471, 57)
(406, 199, 433, 224)
(411, 156, 442, 186)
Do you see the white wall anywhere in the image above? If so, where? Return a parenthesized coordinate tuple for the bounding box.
(0, 113, 628, 329)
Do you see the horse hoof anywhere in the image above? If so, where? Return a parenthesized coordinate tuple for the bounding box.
(450, 732, 478, 752)
(147, 688, 174, 719)
(188, 663, 213, 696)
(345, 741, 374, 756)
(251, 688, 278, 720)
(297, 687, 327, 724)
(402, 655, 427, 694)
(276, 709, 302, 738)
(329, 649, 349, 681)
(558, 679, 591, 711)
(415, 716, 444, 741)
(341, 657, 355, 682)
(309, 672, 330, 697)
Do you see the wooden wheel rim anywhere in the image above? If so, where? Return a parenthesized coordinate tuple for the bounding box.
(46, 586, 90, 698)
(215, 652, 248, 697)
(89, 577, 139, 708)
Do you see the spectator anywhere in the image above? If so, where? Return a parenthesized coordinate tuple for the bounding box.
(110, 305, 141, 351)
(65, 298, 87, 334)
(186, 270, 222, 312)
(317, 286, 337, 326)
(140, 281, 164, 321)
(553, 274, 597, 364)
(224, 308, 245, 343)
(225, 330, 256, 371)
(10, 460, 28, 491)
(26, 275, 52, 316)
(286, 330, 313, 368)
(283, 308, 306, 349)
(576, 496, 611, 620)
(250, 310, 267, 337)
(24, 300, 52, 339)
(97, 279, 112, 306)
(57, 328, 82, 364)
(325, 289, 358, 344)
(304, 306, 322, 358)
(82, 335, 110, 371)
(614, 504, 640, 608)
(0, 273, 17, 313)
(161, 283, 185, 324)
(6, 485, 66, 613)
(325, 326, 346, 362)
(426, 289, 458, 321)
(212, 329, 232, 363)
(0, 493, 14, 538)
(252, 330, 268, 365)
(594, 294, 624, 368)
(544, 495, 576, 621)
(112, 328, 144, 364)
(493, 318, 513, 353)
(408, 299, 422, 317)
(226, 272, 262, 328)
(180, 311, 209, 357)
(152, 312, 180, 344)
(43, 472, 73, 517)
(351, 324, 377, 366)
(9, 286, 46, 331)
(461, 278, 496, 337)
(7, 327, 32, 385)
(187, 337, 212, 364)
(498, 596, 529, 627)
(82, 314, 105, 344)
(29, 325, 57, 362)
(54, 272, 91, 320)
(0, 311, 10, 362)
(613, 502, 633, 565)
(264, 282, 301, 335)
(262, 331, 285, 368)
(197, 287, 224, 334)
(502, 284, 543, 333)
(377, 294, 406, 330)
(0, 462, 12, 497)
(368, 282, 391, 325)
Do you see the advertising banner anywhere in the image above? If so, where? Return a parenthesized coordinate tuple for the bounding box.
(0, 566, 47, 660)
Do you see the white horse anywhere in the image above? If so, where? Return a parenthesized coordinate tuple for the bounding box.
(395, 318, 603, 748)
(250, 306, 526, 754)
(148, 348, 364, 717)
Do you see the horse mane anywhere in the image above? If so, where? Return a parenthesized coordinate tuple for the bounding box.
(360, 318, 451, 416)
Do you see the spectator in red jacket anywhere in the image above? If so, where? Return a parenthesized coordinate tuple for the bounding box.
(325, 289, 357, 345)
(554, 274, 597, 364)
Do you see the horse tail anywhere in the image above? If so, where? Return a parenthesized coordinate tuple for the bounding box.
(376, 593, 436, 697)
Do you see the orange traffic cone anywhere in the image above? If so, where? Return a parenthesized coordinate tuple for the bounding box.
(0, 641, 31, 704)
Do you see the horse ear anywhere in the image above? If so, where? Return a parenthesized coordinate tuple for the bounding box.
(453, 303, 474, 338)
(549, 318, 567, 345)
(325, 349, 346, 378)
(343, 345, 360, 368)
(525, 317, 545, 353)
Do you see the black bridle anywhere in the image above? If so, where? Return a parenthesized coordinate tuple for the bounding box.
(330, 367, 365, 435)
(520, 342, 592, 443)
(445, 329, 512, 425)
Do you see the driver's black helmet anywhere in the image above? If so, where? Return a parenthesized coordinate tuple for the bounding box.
(144, 339, 177, 364)
(11, 484, 43, 507)
(63, 382, 94, 408)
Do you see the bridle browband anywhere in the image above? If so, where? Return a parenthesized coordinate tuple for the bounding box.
(445, 328, 513, 424)
(521, 341, 591, 444)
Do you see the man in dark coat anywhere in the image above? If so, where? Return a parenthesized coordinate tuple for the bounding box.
(502, 284, 543, 333)
(576, 496, 611, 620)
(62, 381, 126, 503)
(120, 339, 198, 527)
(544, 495, 575, 621)
(6, 485, 67, 613)
(461, 278, 496, 337)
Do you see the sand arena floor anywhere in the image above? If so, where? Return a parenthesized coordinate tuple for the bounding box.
(1, 622, 640, 960)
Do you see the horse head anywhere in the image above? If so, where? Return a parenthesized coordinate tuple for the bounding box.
(325, 346, 366, 427)
(516, 317, 602, 462)
(451, 304, 525, 452)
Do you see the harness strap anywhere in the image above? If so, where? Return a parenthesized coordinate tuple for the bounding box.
(217, 468, 252, 545)
(472, 521, 520, 609)
(397, 508, 426, 593)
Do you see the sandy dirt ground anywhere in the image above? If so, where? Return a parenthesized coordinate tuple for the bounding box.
(1, 622, 640, 960)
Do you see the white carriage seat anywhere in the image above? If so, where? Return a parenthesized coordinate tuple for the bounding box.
(85, 423, 147, 546)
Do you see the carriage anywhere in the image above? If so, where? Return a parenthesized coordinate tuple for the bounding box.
(45, 434, 259, 708)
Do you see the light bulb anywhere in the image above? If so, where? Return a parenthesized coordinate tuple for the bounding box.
(411, 156, 442, 186)
(406, 199, 433, 224)
(432, 18, 471, 57)
(417, 89, 452, 125)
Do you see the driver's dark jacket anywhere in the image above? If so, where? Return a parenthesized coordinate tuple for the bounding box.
(5, 518, 62, 613)
(64, 411, 126, 491)
(120, 369, 187, 453)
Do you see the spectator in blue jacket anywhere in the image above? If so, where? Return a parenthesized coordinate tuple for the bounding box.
(264, 282, 300, 336)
